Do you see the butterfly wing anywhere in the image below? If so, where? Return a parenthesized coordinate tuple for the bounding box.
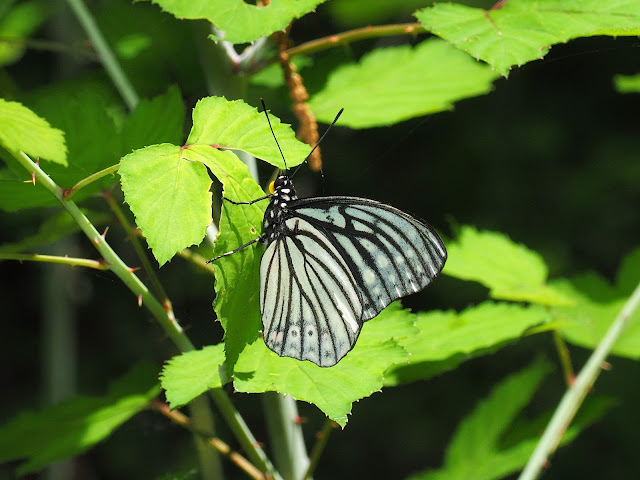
(260, 217, 365, 367)
(290, 196, 447, 321)
(259, 196, 447, 367)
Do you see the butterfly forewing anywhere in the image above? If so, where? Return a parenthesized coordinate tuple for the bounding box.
(259, 187, 446, 367)
(291, 197, 447, 321)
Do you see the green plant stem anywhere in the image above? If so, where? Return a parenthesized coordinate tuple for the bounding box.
(65, 0, 138, 110)
(64, 163, 119, 199)
(0, 252, 109, 270)
(209, 388, 282, 480)
(552, 330, 575, 387)
(519, 281, 640, 480)
(152, 399, 266, 480)
(177, 248, 217, 275)
(103, 190, 169, 302)
(262, 393, 309, 480)
(14, 151, 225, 479)
(302, 419, 337, 480)
(0, 36, 96, 60)
(285, 22, 426, 59)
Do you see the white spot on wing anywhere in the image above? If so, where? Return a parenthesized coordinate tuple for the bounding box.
(334, 294, 359, 333)
(363, 269, 376, 285)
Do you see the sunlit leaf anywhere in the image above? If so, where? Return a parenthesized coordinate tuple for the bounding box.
(233, 303, 416, 427)
(0, 98, 67, 165)
(161, 345, 228, 408)
(416, 1, 640, 76)
(443, 226, 574, 305)
(146, 0, 325, 44)
(386, 302, 549, 386)
(308, 39, 500, 128)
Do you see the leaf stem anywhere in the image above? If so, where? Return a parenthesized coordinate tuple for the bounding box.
(63, 163, 119, 200)
(518, 281, 640, 480)
(262, 393, 309, 480)
(285, 23, 426, 59)
(552, 330, 575, 387)
(302, 419, 337, 480)
(152, 399, 266, 480)
(65, 0, 139, 110)
(0, 252, 109, 270)
(209, 388, 283, 480)
(103, 190, 169, 302)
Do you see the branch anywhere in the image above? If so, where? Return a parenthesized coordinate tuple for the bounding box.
(0, 253, 109, 270)
(285, 23, 426, 58)
(152, 399, 266, 480)
(519, 281, 640, 480)
(65, 0, 139, 110)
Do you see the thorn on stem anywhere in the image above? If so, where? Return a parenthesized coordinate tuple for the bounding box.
(138, 294, 143, 307)
(101, 226, 109, 239)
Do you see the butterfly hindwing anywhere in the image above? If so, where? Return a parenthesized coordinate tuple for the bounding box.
(260, 217, 364, 367)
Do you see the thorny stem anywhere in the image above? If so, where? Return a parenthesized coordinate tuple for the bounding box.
(0, 253, 109, 270)
(103, 190, 170, 302)
(13, 151, 277, 479)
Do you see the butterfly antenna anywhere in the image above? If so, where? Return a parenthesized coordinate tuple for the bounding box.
(291, 108, 344, 179)
(261, 98, 288, 171)
(305, 108, 343, 164)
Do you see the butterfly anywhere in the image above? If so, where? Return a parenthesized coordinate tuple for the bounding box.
(211, 103, 447, 367)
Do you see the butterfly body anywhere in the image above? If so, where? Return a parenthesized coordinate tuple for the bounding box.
(257, 173, 447, 367)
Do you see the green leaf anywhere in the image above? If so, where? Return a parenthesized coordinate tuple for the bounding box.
(0, 87, 121, 211)
(186, 96, 311, 167)
(554, 247, 640, 358)
(118, 97, 310, 267)
(122, 85, 185, 152)
(416, 1, 640, 77)
(307, 39, 500, 128)
(0, 97, 67, 165)
(0, 209, 110, 253)
(233, 303, 416, 427)
(119, 144, 213, 266)
(0, 362, 160, 475)
(161, 345, 228, 409)
(406, 359, 613, 480)
(444, 226, 574, 305)
(385, 302, 549, 386)
(0, 0, 49, 66)
(146, 0, 325, 44)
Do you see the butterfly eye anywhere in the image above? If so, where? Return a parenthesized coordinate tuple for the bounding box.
(268, 181, 275, 194)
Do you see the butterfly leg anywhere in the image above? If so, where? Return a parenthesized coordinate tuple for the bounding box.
(223, 194, 271, 205)
(207, 236, 262, 263)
